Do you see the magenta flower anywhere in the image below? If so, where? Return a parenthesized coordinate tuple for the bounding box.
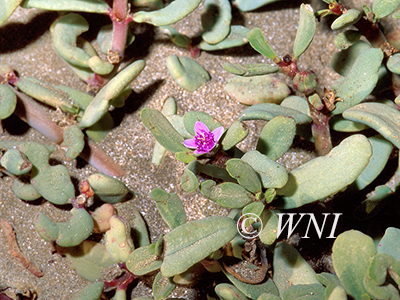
(183, 121, 224, 155)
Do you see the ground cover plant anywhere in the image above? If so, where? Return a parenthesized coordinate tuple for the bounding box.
(0, 0, 400, 299)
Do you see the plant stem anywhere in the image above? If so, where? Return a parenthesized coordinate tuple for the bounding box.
(10, 86, 126, 177)
(108, 0, 133, 63)
(308, 100, 332, 156)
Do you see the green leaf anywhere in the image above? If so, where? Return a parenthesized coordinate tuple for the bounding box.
(331, 9, 363, 30)
(330, 115, 369, 132)
(133, 0, 202, 26)
(233, 0, 281, 12)
(153, 272, 175, 300)
(377, 227, 400, 260)
(246, 28, 277, 59)
(199, 25, 250, 51)
(221, 121, 249, 151)
(226, 158, 262, 193)
(224, 74, 290, 105)
(332, 230, 376, 300)
(293, 4, 316, 59)
(150, 188, 186, 229)
(256, 116, 296, 160)
(161, 216, 237, 277)
(239, 103, 312, 124)
(62, 240, 115, 282)
(126, 244, 163, 275)
(331, 40, 371, 76)
(276, 135, 372, 209)
(342, 102, 400, 149)
(0, 84, 17, 120)
(372, 0, 400, 19)
(223, 63, 279, 77)
(201, 0, 232, 45)
(215, 283, 248, 300)
(282, 284, 325, 300)
(200, 180, 254, 208)
(354, 135, 393, 190)
(87, 173, 129, 204)
(386, 52, 400, 74)
(141, 108, 187, 154)
(65, 282, 104, 300)
(183, 111, 223, 135)
(0, 0, 22, 27)
(241, 150, 288, 189)
(159, 26, 191, 48)
(180, 160, 199, 193)
(334, 30, 361, 50)
(166, 55, 210, 92)
(21, 0, 109, 13)
(273, 242, 321, 295)
(51, 13, 91, 68)
(332, 48, 383, 115)
(222, 268, 280, 298)
(80, 60, 145, 128)
(61, 125, 85, 159)
(258, 209, 278, 245)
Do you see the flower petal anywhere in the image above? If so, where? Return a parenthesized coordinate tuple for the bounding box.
(183, 138, 198, 149)
(212, 126, 225, 143)
(193, 149, 209, 155)
(194, 121, 210, 135)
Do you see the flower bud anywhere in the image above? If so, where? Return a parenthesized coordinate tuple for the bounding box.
(293, 70, 318, 94)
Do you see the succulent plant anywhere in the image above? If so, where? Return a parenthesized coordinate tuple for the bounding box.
(2, 0, 400, 298)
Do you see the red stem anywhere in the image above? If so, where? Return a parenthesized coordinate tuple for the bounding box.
(9, 86, 126, 177)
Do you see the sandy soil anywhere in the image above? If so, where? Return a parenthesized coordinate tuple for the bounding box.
(0, 0, 397, 299)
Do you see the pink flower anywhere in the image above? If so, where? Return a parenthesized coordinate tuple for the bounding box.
(183, 121, 224, 155)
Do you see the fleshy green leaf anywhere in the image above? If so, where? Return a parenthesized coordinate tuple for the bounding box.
(201, 0, 232, 45)
(51, 13, 91, 68)
(386, 52, 400, 74)
(354, 135, 393, 190)
(65, 282, 104, 300)
(331, 9, 363, 30)
(200, 180, 254, 208)
(0, 0, 23, 27)
(246, 28, 277, 59)
(293, 4, 316, 59)
(332, 48, 383, 115)
(332, 230, 376, 299)
(153, 272, 175, 300)
(372, 0, 400, 19)
(199, 25, 250, 51)
(180, 160, 199, 193)
(224, 74, 290, 105)
(233, 0, 281, 12)
(161, 216, 237, 277)
(239, 103, 312, 124)
(331, 40, 371, 76)
(273, 242, 321, 295)
(141, 108, 187, 154)
(183, 111, 223, 135)
(276, 135, 372, 209)
(223, 63, 279, 77)
(334, 30, 361, 50)
(226, 158, 262, 193)
(241, 150, 288, 189)
(215, 283, 248, 300)
(0, 84, 17, 120)
(80, 60, 145, 128)
(133, 0, 202, 26)
(21, 0, 109, 13)
(221, 121, 249, 151)
(342, 102, 400, 149)
(166, 55, 210, 92)
(377, 227, 400, 260)
(256, 116, 296, 160)
(126, 244, 163, 275)
(150, 188, 186, 229)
